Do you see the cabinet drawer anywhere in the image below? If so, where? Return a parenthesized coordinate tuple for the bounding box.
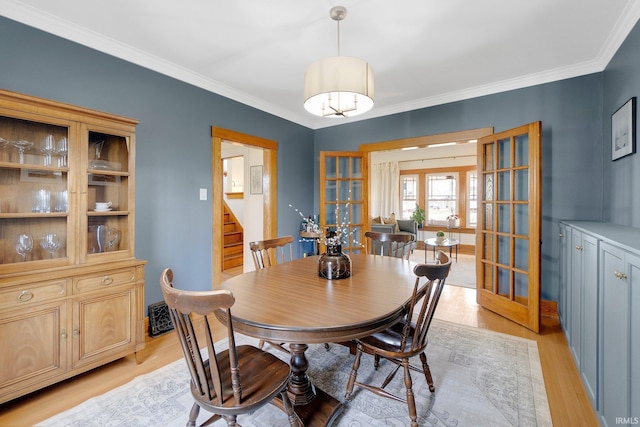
(73, 268, 137, 294)
(0, 280, 67, 310)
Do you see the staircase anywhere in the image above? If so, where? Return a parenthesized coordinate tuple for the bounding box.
(223, 203, 244, 270)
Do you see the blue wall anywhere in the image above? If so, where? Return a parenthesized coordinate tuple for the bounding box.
(314, 76, 604, 301)
(2, 15, 639, 307)
(603, 20, 640, 227)
(0, 17, 315, 308)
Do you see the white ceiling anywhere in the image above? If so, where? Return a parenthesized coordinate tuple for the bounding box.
(3, 0, 640, 130)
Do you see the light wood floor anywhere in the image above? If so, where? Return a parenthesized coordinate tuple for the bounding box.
(0, 282, 598, 426)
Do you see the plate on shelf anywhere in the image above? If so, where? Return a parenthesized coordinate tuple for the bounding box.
(94, 208, 112, 212)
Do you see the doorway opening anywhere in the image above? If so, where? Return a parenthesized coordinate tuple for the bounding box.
(211, 127, 278, 287)
(358, 127, 494, 290)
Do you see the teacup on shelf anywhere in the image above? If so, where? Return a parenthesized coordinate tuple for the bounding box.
(95, 201, 112, 211)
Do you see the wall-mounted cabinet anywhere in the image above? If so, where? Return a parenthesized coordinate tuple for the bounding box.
(559, 221, 640, 426)
(0, 89, 145, 403)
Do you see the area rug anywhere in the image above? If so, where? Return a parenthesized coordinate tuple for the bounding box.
(40, 320, 551, 427)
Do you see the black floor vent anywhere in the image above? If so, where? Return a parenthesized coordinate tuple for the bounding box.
(148, 301, 174, 337)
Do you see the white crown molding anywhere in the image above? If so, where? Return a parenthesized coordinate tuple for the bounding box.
(3, 0, 639, 131)
(309, 1, 640, 131)
(595, 0, 640, 68)
(0, 0, 318, 128)
(309, 59, 605, 130)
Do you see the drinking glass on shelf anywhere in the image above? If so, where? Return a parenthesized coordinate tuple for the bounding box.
(15, 234, 34, 261)
(40, 233, 61, 258)
(54, 190, 68, 212)
(41, 134, 55, 166)
(10, 140, 33, 164)
(32, 189, 51, 213)
(57, 137, 68, 167)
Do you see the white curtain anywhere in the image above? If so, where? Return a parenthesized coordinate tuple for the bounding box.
(370, 162, 400, 218)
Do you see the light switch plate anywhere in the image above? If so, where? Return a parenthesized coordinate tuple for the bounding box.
(199, 188, 207, 200)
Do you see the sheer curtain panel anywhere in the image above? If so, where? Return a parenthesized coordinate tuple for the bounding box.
(370, 162, 400, 218)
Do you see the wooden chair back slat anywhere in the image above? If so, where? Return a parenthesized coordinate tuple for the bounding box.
(364, 231, 415, 260)
(160, 269, 236, 405)
(249, 235, 294, 269)
(409, 251, 451, 352)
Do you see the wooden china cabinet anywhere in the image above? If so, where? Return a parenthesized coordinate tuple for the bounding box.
(0, 89, 146, 404)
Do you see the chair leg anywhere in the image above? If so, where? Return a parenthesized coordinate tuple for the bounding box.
(258, 339, 266, 350)
(324, 343, 330, 351)
(374, 354, 380, 369)
(281, 390, 303, 427)
(223, 415, 238, 426)
(345, 344, 363, 400)
(403, 359, 419, 427)
(187, 402, 200, 427)
(419, 352, 435, 393)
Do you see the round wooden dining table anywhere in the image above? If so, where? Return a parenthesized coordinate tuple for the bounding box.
(218, 253, 419, 427)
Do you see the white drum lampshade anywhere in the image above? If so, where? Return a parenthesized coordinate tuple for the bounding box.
(304, 56, 374, 118)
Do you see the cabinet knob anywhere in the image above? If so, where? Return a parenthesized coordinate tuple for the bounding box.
(614, 270, 628, 280)
(60, 329, 67, 341)
(17, 290, 34, 302)
(102, 276, 114, 285)
(559, 233, 564, 238)
(575, 245, 583, 251)
(73, 327, 80, 337)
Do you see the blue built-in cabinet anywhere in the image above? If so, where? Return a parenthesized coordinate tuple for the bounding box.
(559, 221, 640, 426)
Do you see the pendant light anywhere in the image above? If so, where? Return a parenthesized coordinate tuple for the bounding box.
(304, 6, 374, 118)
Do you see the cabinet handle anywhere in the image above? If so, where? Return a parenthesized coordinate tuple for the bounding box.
(60, 329, 67, 341)
(614, 270, 628, 280)
(73, 326, 80, 337)
(559, 233, 564, 238)
(17, 290, 34, 302)
(102, 276, 114, 285)
(575, 245, 583, 251)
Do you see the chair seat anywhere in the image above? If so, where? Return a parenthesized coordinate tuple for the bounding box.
(194, 345, 291, 415)
(358, 321, 427, 359)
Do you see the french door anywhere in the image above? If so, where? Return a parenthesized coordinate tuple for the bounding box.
(476, 122, 542, 332)
(319, 151, 368, 252)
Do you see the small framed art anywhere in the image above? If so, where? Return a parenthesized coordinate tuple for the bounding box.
(250, 165, 263, 194)
(611, 97, 636, 161)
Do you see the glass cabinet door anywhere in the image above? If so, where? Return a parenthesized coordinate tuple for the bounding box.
(0, 113, 73, 269)
(82, 127, 133, 261)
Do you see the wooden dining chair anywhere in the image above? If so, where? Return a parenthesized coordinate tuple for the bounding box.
(159, 268, 301, 427)
(249, 235, 295, 353)
(344, 251, 452, 427)
(364, 231, 415, 260)
(249, 235, 294, 269)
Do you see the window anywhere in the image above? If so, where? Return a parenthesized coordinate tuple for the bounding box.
(399, 166, 476, 229)
(467, 172, 478, 227)
(400, 174, 418, 219)
(426, 174, 458, 225)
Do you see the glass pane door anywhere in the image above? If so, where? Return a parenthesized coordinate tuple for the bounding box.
(0, 113, 73, 269)
(82, 127, 133, 261)
(319, 152, 367, 253)
(477, 122, 541, 333)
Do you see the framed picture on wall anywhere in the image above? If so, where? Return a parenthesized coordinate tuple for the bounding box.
(611, 97, 636, 161)
(250, 165, 263, 194)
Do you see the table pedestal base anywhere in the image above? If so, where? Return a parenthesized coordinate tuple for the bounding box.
(274, 343, 343, 426)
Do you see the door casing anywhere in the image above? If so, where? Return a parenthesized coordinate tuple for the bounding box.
(211, 127, 277, 288)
